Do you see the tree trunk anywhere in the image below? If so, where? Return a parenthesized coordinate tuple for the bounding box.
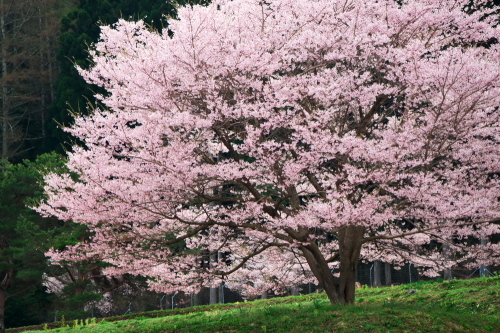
(300, 242, 340, 304)
(0, 288, 5, 333)
(300, 225, 365, 305)
(209, 286, 217, 304)
(1, 0, 8, 160)
(384, 262, 392, 286)
(480, 238, 488, 277)
(38, 5, 46, 142)
(209, 253, 217, 304)
(0, 234, 12, 333)
(443, 269, 452, 280)
(338, 226, 365, 304)
(0, 265, 12, 333)
(442, 241, 453, 280)
(218, 283, 224, 304)
(373, 260, 382, 287)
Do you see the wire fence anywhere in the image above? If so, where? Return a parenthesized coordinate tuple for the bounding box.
(50, 262, 498, 322)
(158, 262, 500, 309)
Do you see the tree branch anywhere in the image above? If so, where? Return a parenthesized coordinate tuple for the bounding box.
(215, 241, 287, 276)
(356, 94, 389, 136)
(362, 218, 500, 244)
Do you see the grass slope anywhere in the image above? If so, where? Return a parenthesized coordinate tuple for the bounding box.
(16, 276, 500, 333)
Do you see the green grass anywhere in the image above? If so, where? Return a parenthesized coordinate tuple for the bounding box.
(12, 276, 500, 333)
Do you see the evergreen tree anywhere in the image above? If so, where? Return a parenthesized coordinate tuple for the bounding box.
(0, 153, 67, 331)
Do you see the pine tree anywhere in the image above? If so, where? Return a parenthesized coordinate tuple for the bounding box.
(0, 153, 67, 332)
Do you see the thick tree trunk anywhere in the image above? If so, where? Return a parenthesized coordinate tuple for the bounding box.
(300, 225, 364, 305)
(209, 286, 217, 304)
(218, 283, 224, 304)
(190, 292, 200, 306)
(338, 226, 365, 304)
(300, 242, 340, 304)
(384, 262, 392, 286)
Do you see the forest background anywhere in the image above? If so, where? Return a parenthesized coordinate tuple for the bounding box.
(0, 0, 499, 331)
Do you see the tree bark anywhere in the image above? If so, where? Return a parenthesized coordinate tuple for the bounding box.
(384, 262, 392, 286)
(209, 253, 217, 304)
(373, 260, 382, 287)
(0, 288, 5, 333)
(338, 226, 365, 304)
(300, 225, 365, 305)
(300, 242, 340, 304)
(218, 283, 224, 304)
(442, 241, 453, 280)
(38, 5, 46, 142)
(1, 0, 9, 160)
(0, 243, 12, 333)
(480, 238, 488, 277)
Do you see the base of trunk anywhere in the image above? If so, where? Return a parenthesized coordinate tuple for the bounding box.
(301, 225, 365, 305)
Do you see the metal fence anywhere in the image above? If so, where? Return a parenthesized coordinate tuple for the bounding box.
(162, 262, 498, 309)
(50, 261, 498, 322)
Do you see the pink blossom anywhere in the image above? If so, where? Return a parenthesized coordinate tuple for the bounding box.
(38, 0, 500, 304)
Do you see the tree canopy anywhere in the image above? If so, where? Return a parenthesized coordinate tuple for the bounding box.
(0, 153, 67, 331)
(38, 0, 500, 305)
(50, 0, 209, 151)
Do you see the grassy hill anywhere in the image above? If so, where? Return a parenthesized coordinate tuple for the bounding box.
(11, 276, 500, 333)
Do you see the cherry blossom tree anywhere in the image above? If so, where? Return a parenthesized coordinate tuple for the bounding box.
(37, 0, 500, 305)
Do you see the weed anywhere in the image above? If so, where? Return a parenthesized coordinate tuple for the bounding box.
(312, 298, 324, 309)
(263, 306, 277, 316)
